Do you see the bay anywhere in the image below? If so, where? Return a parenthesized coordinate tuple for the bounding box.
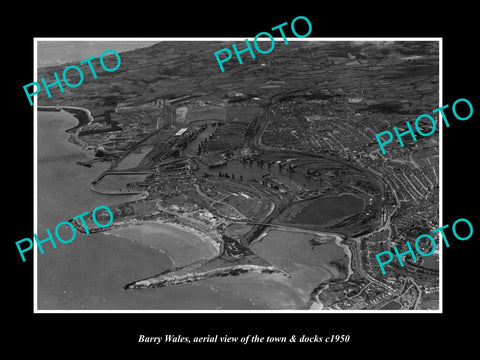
(37, 109, 261, 310)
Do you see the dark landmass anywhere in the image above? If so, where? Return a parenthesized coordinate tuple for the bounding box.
(41, 40, 439, 310)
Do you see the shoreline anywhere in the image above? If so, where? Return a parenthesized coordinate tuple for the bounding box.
(334, 236, 354, 280)
(38, 105, 93, 150)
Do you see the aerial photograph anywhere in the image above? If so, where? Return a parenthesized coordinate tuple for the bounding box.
(35, 39, 440, 311)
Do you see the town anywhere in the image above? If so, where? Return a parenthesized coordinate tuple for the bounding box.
(376, 217, 473, 274)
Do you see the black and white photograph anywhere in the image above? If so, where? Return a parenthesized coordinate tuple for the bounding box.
(5, 6, 478, 355)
